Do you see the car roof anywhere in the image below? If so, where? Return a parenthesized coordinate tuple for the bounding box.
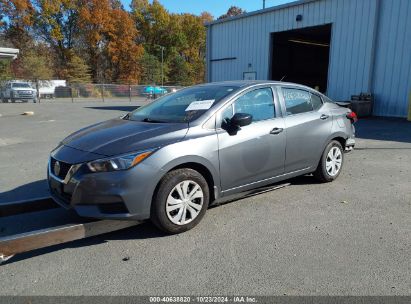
(197, 80, 315, 91)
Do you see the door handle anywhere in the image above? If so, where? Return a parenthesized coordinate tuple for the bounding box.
(270, 127, 284, 135)
(320, 114, 329, 120)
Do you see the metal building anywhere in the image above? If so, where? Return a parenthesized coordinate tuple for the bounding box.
(206, 0, 411, 117)
(0, 47, 19, 59)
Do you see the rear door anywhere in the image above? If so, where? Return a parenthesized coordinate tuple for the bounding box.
(217, 86, 286, 193)
(277, 86, 333, 173)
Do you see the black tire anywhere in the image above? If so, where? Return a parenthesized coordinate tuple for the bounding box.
(313, 140, 344, 183)
(151, 168, 209, 234)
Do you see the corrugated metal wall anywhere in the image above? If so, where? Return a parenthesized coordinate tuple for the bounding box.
(371, 0, 411, 117)
(206, 0, 411, 117)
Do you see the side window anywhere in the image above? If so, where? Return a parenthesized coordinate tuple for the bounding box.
(282, 88, 324, 115)
(232, 88, 275, 123)
(311, 93, 323, 110)
(282, 88, 312, 115)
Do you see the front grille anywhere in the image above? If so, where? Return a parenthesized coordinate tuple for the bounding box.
(50, 157, 72, 180)
(16, 91, 34, 98)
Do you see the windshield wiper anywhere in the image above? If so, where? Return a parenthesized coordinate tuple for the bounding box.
(142, 117, 166, 123)
(121, 113, 130, 120)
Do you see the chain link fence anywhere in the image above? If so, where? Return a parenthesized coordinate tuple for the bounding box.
(47, 84, 184, 103)
(1, 81, 185, 103)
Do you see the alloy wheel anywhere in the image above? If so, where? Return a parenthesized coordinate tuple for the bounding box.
(326, 146, 342, 176)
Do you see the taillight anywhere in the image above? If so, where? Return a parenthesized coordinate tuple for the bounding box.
(346, 111, 358, 123)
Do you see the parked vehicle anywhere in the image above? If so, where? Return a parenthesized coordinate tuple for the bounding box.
(48, 81, 357, 234)
(1, 81, 37, 103)
(38, 80, 67, 99)
(142, 85, 168, 97)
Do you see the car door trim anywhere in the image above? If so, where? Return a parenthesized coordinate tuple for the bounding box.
(221, 166, 311, 193)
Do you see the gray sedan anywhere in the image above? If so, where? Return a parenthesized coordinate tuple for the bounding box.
(48, 81, 357, 234)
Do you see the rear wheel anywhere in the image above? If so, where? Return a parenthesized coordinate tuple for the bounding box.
(151, 168, 209, 234)
(313, 140, 344, 182)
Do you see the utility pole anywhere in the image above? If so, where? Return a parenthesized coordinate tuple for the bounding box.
(160, 46, 165, 87)
(263, 0, 266, 9)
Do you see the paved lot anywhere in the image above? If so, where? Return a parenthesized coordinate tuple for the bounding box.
(0, 101, 145, 203)
(0, 102, 410, 296)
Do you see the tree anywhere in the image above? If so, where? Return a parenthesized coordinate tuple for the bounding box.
(0, 0, 35, 51)
(139, 52, 164, 84)
(17, 49, 53, 80)
(107, 7, 144, 83)
(78, 0, 144, 83)
(200, 12, 214, 24)
(0, 59, 13, 81)
(1, 0, 212, 85)
(218, 6, 246, 20)
(130, 0, 150, 44)
(167, 50, 190, 85)
(33, 0, 80, 67)
(66, 53, 91, 84)
(0, 0, 35, 31)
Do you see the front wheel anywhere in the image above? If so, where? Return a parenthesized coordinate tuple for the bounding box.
(151, 168, 209, 234)
(313, 140, 344, 182)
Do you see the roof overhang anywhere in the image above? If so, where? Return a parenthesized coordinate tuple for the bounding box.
(0, 47, 19, 59)
(205, 0, 318, 26)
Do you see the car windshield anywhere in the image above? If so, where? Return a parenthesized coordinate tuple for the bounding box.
(12, 83, 31, 88)
(129, 85, 239, 123)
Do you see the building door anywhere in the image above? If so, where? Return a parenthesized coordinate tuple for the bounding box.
(270, 24, 332, 93)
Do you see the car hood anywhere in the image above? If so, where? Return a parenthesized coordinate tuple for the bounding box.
(12, 87, 35, 91)
(62, 118, 189, 157)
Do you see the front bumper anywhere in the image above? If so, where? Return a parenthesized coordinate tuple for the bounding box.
(13, 91, 36, 99)
(47, 150, 159, 220)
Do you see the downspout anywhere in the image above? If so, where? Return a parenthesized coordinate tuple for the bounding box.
(368, 0, 381, 95)
(206, 25, 212, 83)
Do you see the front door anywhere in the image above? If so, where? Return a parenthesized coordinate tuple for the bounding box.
(217, 87, 286, 192)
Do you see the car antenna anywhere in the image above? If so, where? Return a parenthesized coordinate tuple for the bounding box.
(280, 75, 287, 81)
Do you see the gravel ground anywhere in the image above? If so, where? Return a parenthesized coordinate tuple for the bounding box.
(0, 102, 410, 296)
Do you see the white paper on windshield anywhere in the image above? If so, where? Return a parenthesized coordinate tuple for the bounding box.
(185, 100, 215, 111)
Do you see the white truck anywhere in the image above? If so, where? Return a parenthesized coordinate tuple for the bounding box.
(1, 81, 37, 103)
(38, 80, 67, 99)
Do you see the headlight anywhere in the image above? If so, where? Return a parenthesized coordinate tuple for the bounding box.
(87, 149, 155, 172)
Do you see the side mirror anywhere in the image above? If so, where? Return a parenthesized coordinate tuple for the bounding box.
(230, 113, 252, 127)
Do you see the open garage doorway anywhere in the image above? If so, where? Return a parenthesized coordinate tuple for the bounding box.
(270, 24, 332, 93)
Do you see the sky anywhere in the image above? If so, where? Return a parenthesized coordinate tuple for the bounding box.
(120, 0, 294, 18)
